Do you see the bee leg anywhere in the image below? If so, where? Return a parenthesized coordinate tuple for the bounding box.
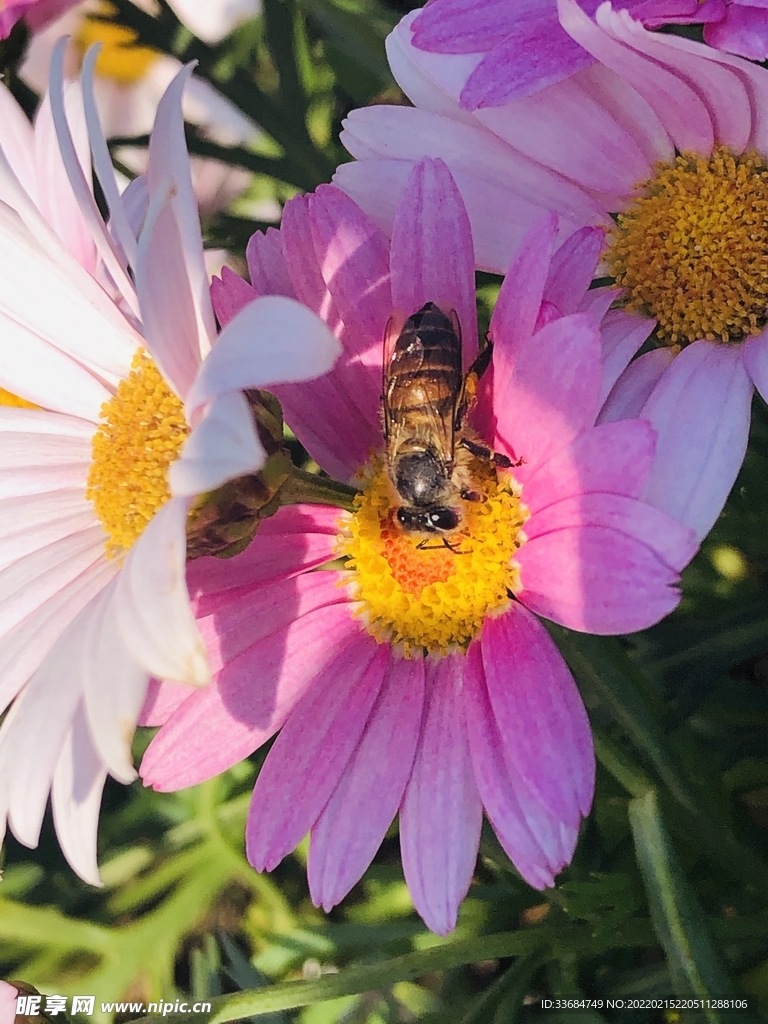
(460, 487, 484, 503)
(415, 537, 466, 554)
(459, 437, 524, 469)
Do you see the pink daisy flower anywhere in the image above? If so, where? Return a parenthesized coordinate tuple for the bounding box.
(410, 0, 765, 107)
(141, 158, 695, 935)
(0, 49, 339, 882)
(337, 1, 768, 541)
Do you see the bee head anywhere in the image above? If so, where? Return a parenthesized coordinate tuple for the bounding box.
(397, 505, 460, 533)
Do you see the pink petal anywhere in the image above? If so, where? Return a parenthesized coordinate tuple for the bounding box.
(743, 330, 768, 403)
(463, 643, 580, 888)
(400, 654, 482, 936)
(598, 309, 657, 408)
(246, 227, 295, 297)
(574, 60, 674, 169)
(544, 226, 605, 316)
(308, 185, 392, 348)
(51, 702, 107, 886)
(309, 656, 425, 910)
(139, 678, 194, 727)
(524, 491, 696, 571)
(481, 603, 593, 822)
(640, 340, 753, 540)
(211, 266, 257, 328)
(598, 347, 675, 424)
(412, 0, 520, 54)
(521, 419, 656, 514)
(490, 213, 558, 365)
(247, 637, 387, 872)
(493, 312, 602, 475)
(597, 3, 751, 153)
(0, 982, 16, 1023)
(337, 104, 607, 274)
(269, 194, 382, 482)
(705, 4, 768, 60)
(390, 158, 477, 358)
(115, 496, 209, 686)
(517, 498, 695, 634)
(461, 25, 595, 109)
(141, 580, 357, 790)
(187, 504, 341, 605)
(558, 0, 715, 154)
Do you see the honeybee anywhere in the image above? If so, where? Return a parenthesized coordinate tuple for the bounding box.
(382, 301, 511, 547)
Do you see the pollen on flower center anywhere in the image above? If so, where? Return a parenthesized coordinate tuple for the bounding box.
(605, 146, 768, 346)
(86, 349, 188, 559)
(338, 457, 528, 655)
(76, 4, 158, 86)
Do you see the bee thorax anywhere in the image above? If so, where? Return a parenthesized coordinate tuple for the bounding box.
(394, 450, 452, 506)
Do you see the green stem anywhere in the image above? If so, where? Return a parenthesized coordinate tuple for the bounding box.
(278, 468, 359, 512)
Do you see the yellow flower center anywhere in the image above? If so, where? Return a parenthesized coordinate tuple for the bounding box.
(86, 349, 189, 559)
(606, 146, 768, 346)
(338, 456, 528, 656)
(76, 3, 158, 86)
(0, 388, 39, 410)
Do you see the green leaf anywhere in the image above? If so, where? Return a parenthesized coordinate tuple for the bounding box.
(628, 789, 735, 1019)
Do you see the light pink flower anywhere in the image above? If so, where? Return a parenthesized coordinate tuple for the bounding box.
(0, 0, 79, 38)
(20, 2, 272, 219)
(410, 0, 768, 106)
(0, 50, 339, 883)
(337, 2, 768, 541)
(141, 158, 695, 935)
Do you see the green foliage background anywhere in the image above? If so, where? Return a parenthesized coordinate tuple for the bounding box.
(1, 2, 768, 1022)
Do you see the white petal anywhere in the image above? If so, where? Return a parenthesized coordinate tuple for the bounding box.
(167, 0, 259, 44)
(0, 490, 95, 571)
(115, 497, 210, 685)
(51, 703, 108, 887)
(0, 410, 92, 500)
(81, 46, 138, 271)
(0, 558, 115, 716)
(49, 39, 140, 315)
(0, 82, 37, 208)
(35, 81, 96, 274)
(0, 527, 106, 643)
(171, 390, 265, 496)
(144, 63, 216, 370)
(0, 202, 138, 406)
(81, 577, 146, 784)
(4, 590, 98, 847)
(185, 295, 342, 417)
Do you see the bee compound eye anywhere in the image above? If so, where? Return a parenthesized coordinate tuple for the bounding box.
(428, 507, 459, 531)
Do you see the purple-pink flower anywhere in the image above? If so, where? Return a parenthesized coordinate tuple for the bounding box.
(411, 0, 768, 106)
(140, 159, 695, 935)
(337, 1, 768, 542)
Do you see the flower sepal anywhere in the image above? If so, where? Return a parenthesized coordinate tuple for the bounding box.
(185, 389, 293, 559)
